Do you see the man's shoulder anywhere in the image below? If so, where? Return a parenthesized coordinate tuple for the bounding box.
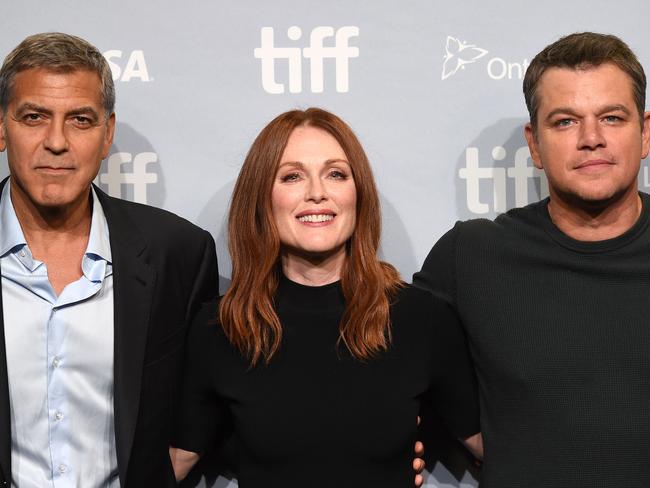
(97, 189, 208, 238)
(96, 189, 216, 263)
(106, 196, 198, 227)
(455, 198, 548, 239)
(391, 284, 454, 318)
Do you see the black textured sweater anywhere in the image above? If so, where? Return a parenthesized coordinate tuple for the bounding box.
(174, 275, 478, 487)
(414, 193, 650, 487)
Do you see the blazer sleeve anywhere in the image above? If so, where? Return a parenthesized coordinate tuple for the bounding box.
(185, 230, 219, 322)
(173, 302, 226, 455)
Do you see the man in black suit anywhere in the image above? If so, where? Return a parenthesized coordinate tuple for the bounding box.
(0, 32, 217, 486)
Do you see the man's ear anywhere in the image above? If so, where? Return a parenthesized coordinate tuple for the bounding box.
(101, 112, 116, 159)
(524, 122, 542, 169)
(640, 111, 650, 159)
(0, 111, 6, 153)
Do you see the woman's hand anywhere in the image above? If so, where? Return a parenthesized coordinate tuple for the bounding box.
(414, 439, 425, 487)
(462, 432, 484, 461)
(169, 446, 200, 481)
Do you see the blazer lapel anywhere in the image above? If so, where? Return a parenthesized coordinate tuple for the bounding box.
(0, 260, 10, 485)
(96, 187, 156, 486)
(0, 178, 11, 483)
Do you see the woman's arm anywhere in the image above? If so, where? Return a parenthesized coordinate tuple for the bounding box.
(169, 446, 201, 482)
(461, 432, 484, 460)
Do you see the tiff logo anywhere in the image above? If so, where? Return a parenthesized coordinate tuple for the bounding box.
(459, 146, 548, 214)
(254, 26, 359, 94)
(97, 152, 158, 204)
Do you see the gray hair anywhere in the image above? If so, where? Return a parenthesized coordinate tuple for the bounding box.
(0, 32, 115, 117)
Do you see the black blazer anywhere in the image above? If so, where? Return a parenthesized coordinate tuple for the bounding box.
(0, 183, 219, 487)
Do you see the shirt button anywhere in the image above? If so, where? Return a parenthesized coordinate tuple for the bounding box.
(19, 250, 25, 258)
(54, 411, 63, 421)
(58, 464, 67, 474)
(52, 357, 60, 368)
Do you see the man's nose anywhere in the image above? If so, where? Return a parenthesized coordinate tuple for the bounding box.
(43, 119, 69, 154)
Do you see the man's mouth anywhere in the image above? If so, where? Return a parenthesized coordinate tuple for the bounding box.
(575, 159, 614, 169)
(35, 165, 75, 174)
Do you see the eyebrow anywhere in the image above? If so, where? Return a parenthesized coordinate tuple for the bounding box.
(15, 102, 100, 120)
(277, 158, 350, 169)
(545, 104, 632, 121)
(599, 104, 632, 115)
(15, 102, 53, 116)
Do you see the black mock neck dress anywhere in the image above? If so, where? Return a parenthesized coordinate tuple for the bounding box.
(174, 275, 479, 487)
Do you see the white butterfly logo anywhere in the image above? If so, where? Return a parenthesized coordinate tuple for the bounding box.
(441, 36, 488, 80)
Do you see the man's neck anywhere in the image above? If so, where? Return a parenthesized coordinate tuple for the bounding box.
(9, 183, 93, 295)
(547, 189, 642, 242)
(10, 185, 92, 245)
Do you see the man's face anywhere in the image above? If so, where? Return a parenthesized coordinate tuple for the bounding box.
(525, 63, 650, 207)
(0, 67, 115, 212)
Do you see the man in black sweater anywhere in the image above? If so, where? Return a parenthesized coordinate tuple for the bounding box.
(414, 32, 650, 487)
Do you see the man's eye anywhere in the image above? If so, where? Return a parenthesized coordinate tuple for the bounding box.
(554, 118, 573, 127)
(23, 113, 42, 123)
(72, 116, 92, 126)
(603, 115, 622, 123)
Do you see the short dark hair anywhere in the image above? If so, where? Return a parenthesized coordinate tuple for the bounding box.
(0, 32, 114, 116)
(524, 32, 646, 131)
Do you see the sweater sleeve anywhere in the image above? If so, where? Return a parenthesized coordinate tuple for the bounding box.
(426, 298, 480, 439)
(172, 301, 226, 455)
(412, 223, 460, 307)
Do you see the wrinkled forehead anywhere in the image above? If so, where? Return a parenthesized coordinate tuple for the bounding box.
(8, 67, 103, 106)
(6, 65, 102, 105)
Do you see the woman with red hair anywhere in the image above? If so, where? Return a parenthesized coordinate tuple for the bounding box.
(171, 108, 481, 486)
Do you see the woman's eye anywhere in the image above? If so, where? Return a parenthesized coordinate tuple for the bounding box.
(329, 170, 348, 180)
(280, 172, 301, 182)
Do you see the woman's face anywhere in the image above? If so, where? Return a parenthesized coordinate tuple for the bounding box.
(271, 125, 357, 263)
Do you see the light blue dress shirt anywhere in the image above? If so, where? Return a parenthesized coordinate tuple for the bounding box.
(0, 182, 119, 488)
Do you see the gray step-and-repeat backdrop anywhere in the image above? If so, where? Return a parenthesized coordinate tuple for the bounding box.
(3, 1, 650, 486)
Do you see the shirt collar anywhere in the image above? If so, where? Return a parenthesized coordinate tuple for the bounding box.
(0, 181, 112, 264)
(86, 187, 112, 263)
(0, 181, 27, 257)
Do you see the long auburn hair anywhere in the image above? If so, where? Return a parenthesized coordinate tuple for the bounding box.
(220, 107, 403, 365)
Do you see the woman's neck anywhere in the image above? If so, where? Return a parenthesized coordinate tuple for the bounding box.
(280, 247, 346, 286)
